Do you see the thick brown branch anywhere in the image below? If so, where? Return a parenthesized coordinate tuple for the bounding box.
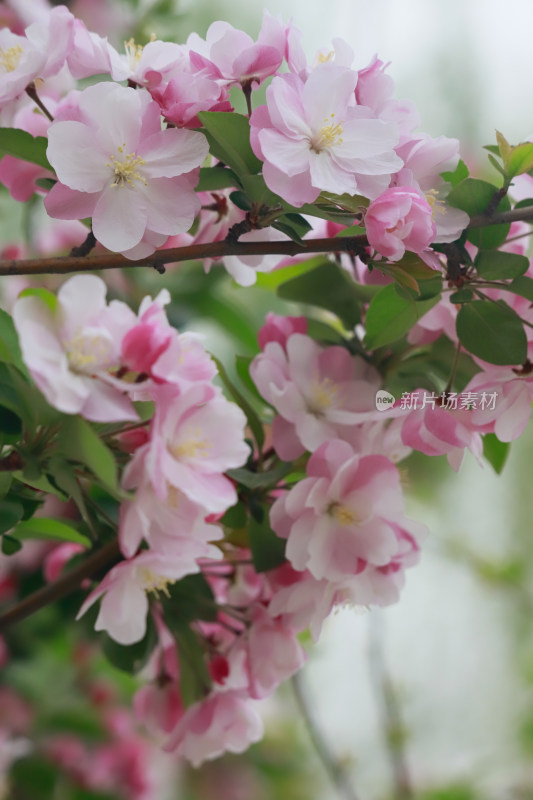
(468, 205, 533, 227)
(0, 538, 120, 632)
(0, 236, 368, 277)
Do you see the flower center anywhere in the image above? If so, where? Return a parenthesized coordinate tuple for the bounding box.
(310, 113, 344, 153)
(169, 427, 212, 460)
(0, 44, 23, 73)
(124, 37, 144, 68)
(328, 502, 359, 527)
(64, 329, 116, 375)
(108, 144, 147, 188)
(138, 567, 175, 598)
(306, 376, 340, 416)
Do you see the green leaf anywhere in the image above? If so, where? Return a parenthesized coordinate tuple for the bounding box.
(364, 284, 440, 349)
(449, 289, 473, 303)
(227, 461, 292, 490)
(235, 354, 267, 406)
(0, 498, 24, 533)
(249, 506, 286, 572)
(0, 473, 12, 498)
(483, 433, 510, 474)
(272, 212, 313, 243)
(447, 178, 511, 249)
(441, 159, 469, 186)
(0, 127, 52, 170)
(163, 574, 218, 623)
(255, 254, 329, 289)
(212, 355, 264, 453)
(475, 249, 529, 280)
(508, 275, 533, 302)
(102, 615, 157, 674)
(196, 166, 238, 191)
(488, 153, 507, 178)
(456, 300, 527, 365)
(220, 501, 247, 529)
(508, 142, 533, 177)
(0, 405, 22, 435)
(277, 261, 361, 328)
(1, 533, 22, 554)
(58, 416, 118, 491)
(0, 308, 26, 372)
(495, 130, 512, 170)
(18, 287, 58, 313)
(173, 623, 211, 707)
(12, 517, 91, 547)
(197, 111, 261, 178)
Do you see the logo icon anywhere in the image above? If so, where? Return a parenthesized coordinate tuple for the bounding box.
(375, 390, 396, 411)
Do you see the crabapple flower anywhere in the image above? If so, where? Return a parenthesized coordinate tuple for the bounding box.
(164, 691, 263, 765)
(44, 82, 208, 256)
(142, 383, 250, 513)
(365, 187, 436, 261)
(257, 312, 308, 351)
(0, 5, 74, 110)
(13, 274, 138, 421)
(77, 550, 204, 646)
(250, 64, 403, 206)
(250, 333, 383, 459)
(270, 439, 424, 583)
(187, 12, 286, 88)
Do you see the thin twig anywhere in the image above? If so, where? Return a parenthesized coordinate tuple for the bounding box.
(0, 235, 368, 277)
(0, 538, 120, 632)
(291, 672, 361, 800)
(368, 614, 413, 800)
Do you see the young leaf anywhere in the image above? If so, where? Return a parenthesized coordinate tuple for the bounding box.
(364, 284, 439, 349)
(197, 111, 262, 178)
(456, 300, 527, 365)
(0, 127, 52, 170)
(1, 533, 22, 555)
(58, 417, 118, 491)
(483, 433, 510, 474)
(441, 159, 469, 186)
(0, 499, 24, 534)
(508, 142, 533, 177)
(12, 517, 91, 547)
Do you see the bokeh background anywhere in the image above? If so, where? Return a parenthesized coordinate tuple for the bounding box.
(2, 1, 533, 798)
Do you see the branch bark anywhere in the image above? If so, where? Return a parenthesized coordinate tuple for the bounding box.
(0, 538, 120, 632)
(0, 235, 368, 277)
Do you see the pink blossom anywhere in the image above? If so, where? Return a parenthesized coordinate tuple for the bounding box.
(44, 82, 208, 256)
(77, 550, 203, 645)
(250, 333, 383, 458)
(43, 542, 86, 582)
(250, 64, 402, 207)
(187, 12, 286, 89)
(0, 6, 74, 110)
(356, 55, 420, 137)
(462, 366, 533, 442)
(257, 312, 308, 351)
(142, 383, 249, 512)
(271, 439, 423, 583)
(151, 70, 232, 128)
(164, 690, 263, 766)
(0, 100, 53, 200)
(365, 187, 436, 261)
(134, 682, 184, 737)
(13, 274, 138, 421)
(399, 392, 483, 470)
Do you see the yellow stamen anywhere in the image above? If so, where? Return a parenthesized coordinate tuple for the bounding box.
(64, 330, 115, 374)
(169, 427, 212, 460)
(0, 44, 23, 73)
(138, 567, 175, 598)
(317, 50, 334, 64)
(310, 112, 344, 153)
(107, 144, 147, 188)
(329, 503, 359, 527)
(306, 376, 340, 415)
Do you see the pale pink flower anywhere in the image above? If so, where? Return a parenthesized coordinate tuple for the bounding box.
(271, 439, 423, 583)
(250, 64, 402, 206)
(77, 550, 202, 646)
(0, 5, 74, 110)
(462, 366, 533, 442)
(0, 101, 53, 200)
(365, 186, 436, 261)
(164, 691, 263, 766)
(142, 383, 249, 512)
(187, 12, 286, 89)
(250, 333, 383, 459)
(399, 392, 483, 470)
(13, 274, 138, 421)
(151, 70, 232, 128)
(44, 82, 208, 256)
(356, 55, 420, 137)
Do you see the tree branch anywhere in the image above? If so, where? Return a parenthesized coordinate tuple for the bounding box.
(468, 205, 533, 227)
(0, 236, 368, 277)
(0, 538, 120, 632)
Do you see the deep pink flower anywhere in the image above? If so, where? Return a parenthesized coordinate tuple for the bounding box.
(365, 186, 436, 261)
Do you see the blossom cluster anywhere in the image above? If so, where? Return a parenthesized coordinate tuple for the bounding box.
(0, 4, 468, 270)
